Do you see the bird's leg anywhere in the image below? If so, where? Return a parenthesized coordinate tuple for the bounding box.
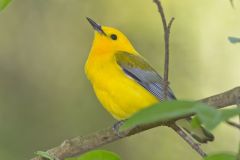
(112, 120, 126, 137)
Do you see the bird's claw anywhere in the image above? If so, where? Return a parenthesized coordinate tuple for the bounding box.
(112, 120, 125, 137)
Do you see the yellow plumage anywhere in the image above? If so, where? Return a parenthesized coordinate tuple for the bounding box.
(85, 26, 158, 120)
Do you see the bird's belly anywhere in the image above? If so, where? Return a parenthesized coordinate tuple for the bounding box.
(92, 69, 159, 120)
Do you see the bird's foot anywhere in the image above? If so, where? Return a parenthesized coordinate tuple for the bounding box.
(112, 120, 125, 137)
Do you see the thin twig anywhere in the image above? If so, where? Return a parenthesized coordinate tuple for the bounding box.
(226, 121, 240, 129)
(169, 126, 205, 157)
(153, 0, 174, 99)
(230, 0, 235, 8)
(31, 87, 240, 160)
(153, 0, 168, 31)
(169, 123, 207, 157)
(152, 0, 205, 157)
(167, 17, 175, 31)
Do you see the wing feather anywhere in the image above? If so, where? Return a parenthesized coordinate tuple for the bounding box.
(115, 52, 176, 100)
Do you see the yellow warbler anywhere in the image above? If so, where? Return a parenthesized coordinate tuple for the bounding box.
(85, 17, 213, 143)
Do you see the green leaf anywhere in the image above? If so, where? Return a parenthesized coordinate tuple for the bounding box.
(35, 151, 54, 160)
(0, 0, 12, 11)
(190, 116, 201, 128)
(194, 103, 221, 130)
(199, 107, 240, 130)
(120, 100, 240, 132)
(204, 153, 236, 160)
(221, 108, 240, 120)
(120, 100, 196, 131)
(66, 150, 121, 160)
(228, 36, 240, 44)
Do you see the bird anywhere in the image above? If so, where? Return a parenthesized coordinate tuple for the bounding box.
(85, 17, 214, 143)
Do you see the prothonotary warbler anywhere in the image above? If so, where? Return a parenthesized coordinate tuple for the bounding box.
(85, 17, 214, 143)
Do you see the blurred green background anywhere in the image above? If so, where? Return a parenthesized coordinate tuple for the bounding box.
(0, 0, 240, 159)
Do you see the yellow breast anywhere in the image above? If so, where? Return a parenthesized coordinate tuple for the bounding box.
(85, 52, 159, 120)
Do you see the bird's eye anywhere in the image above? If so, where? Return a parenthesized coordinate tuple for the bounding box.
(110, 34, 117, 40)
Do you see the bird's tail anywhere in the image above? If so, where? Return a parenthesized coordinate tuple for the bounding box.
(176, 118, 214, 143)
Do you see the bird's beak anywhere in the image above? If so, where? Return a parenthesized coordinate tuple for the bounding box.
(86, 17, 106, 36)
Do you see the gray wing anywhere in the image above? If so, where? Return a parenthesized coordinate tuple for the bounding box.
(115, 52, 176, 101)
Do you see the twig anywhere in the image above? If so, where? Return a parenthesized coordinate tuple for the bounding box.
(226, 121, 240, 129)
(31, 87, 240, 160)
(152, 0, 206, 157)
(167, 17, 175, 31)
(153, 0, 174, 99)
(169, 124, 204, 157)
(169, 123, 207, 157)
(230, 0, 235, 8)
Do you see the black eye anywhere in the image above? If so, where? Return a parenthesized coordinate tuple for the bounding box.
(110, 34, 117, 40)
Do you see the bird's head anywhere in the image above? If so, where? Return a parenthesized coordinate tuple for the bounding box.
(87, 17, 137, 55)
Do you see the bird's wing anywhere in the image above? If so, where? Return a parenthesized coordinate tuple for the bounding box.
(115, 51, 176, 101)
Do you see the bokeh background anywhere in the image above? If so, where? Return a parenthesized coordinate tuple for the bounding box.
(0, 0, 240, 159)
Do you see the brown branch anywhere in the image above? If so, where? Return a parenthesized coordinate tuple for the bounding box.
(226, 120, 240, 129)
(31, 86, 240, 160)
(153, 0, 174, 99)
(169, 124, 206, 156)
(167, 17, 175, 31)
(169, 125, 206, 156)
(152, 0, 207, 157)
(169, 123, 207, 157)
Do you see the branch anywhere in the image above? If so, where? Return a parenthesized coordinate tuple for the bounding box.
(229, 0, 234, 8)
(169, 123, 206, 157)
(152, 0, 207, 157)
(31, 86, 240, 160)
(153, 0, 174, 99)
(226, 120, 240, 129)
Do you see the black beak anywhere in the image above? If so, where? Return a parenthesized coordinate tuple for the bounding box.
(86, 17, 106, 36)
